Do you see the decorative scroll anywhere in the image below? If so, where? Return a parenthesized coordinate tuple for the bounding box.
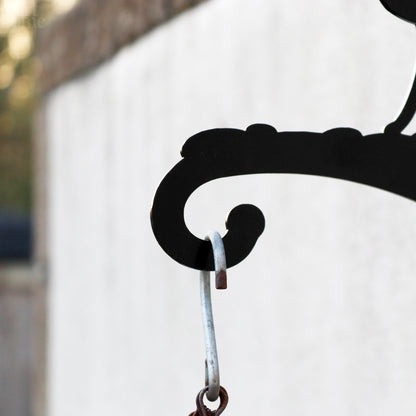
(150, 0, 416, 271)
(151, 125, 416, 270)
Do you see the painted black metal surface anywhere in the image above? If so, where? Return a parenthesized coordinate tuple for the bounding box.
(150, 0, 416, 271)
(379, 0, 416, 24)
(151, 126, 416, 270)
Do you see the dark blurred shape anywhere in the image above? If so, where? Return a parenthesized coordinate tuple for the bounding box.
(379, 0, 416, 24)
(0, 209, 31, 259)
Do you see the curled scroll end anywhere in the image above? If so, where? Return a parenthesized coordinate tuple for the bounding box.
(379, 0, 416, 24)
(222, 204, 266, 268)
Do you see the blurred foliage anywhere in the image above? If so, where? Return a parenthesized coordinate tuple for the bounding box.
(0, 0, 79, 213)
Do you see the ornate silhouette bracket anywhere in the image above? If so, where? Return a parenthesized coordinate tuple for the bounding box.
(379, 0, 416, 24)
(151, 125, 416, 270)
(150, 0, 416, 271)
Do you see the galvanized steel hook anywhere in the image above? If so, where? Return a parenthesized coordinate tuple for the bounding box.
(200, 231, 227, 402)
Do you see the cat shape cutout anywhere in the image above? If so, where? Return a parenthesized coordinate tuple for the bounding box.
(151, 0, 416, 271)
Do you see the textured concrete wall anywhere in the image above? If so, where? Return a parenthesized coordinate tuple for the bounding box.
(45, 0, 416, 415)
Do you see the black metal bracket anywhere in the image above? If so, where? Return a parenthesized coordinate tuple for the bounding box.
(150, 0, 416, 271)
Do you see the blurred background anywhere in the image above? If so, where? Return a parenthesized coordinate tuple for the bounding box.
(2, 1, 416, 416)
(0, 0, 79, 208)
(0, 0, 80, 254)
(0, 2, 78, 416)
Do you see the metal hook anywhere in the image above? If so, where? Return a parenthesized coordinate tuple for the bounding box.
(200, 231, 227, 402)
(207, 231, 227, 290)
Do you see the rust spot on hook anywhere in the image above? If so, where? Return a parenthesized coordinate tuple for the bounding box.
(215, 269, 227, 290)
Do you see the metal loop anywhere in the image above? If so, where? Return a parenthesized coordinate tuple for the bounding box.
(200, 231, 227, 402)
(196, 386, 229, 416)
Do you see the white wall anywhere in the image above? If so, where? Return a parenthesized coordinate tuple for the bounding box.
(45, 0, 416, 415)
